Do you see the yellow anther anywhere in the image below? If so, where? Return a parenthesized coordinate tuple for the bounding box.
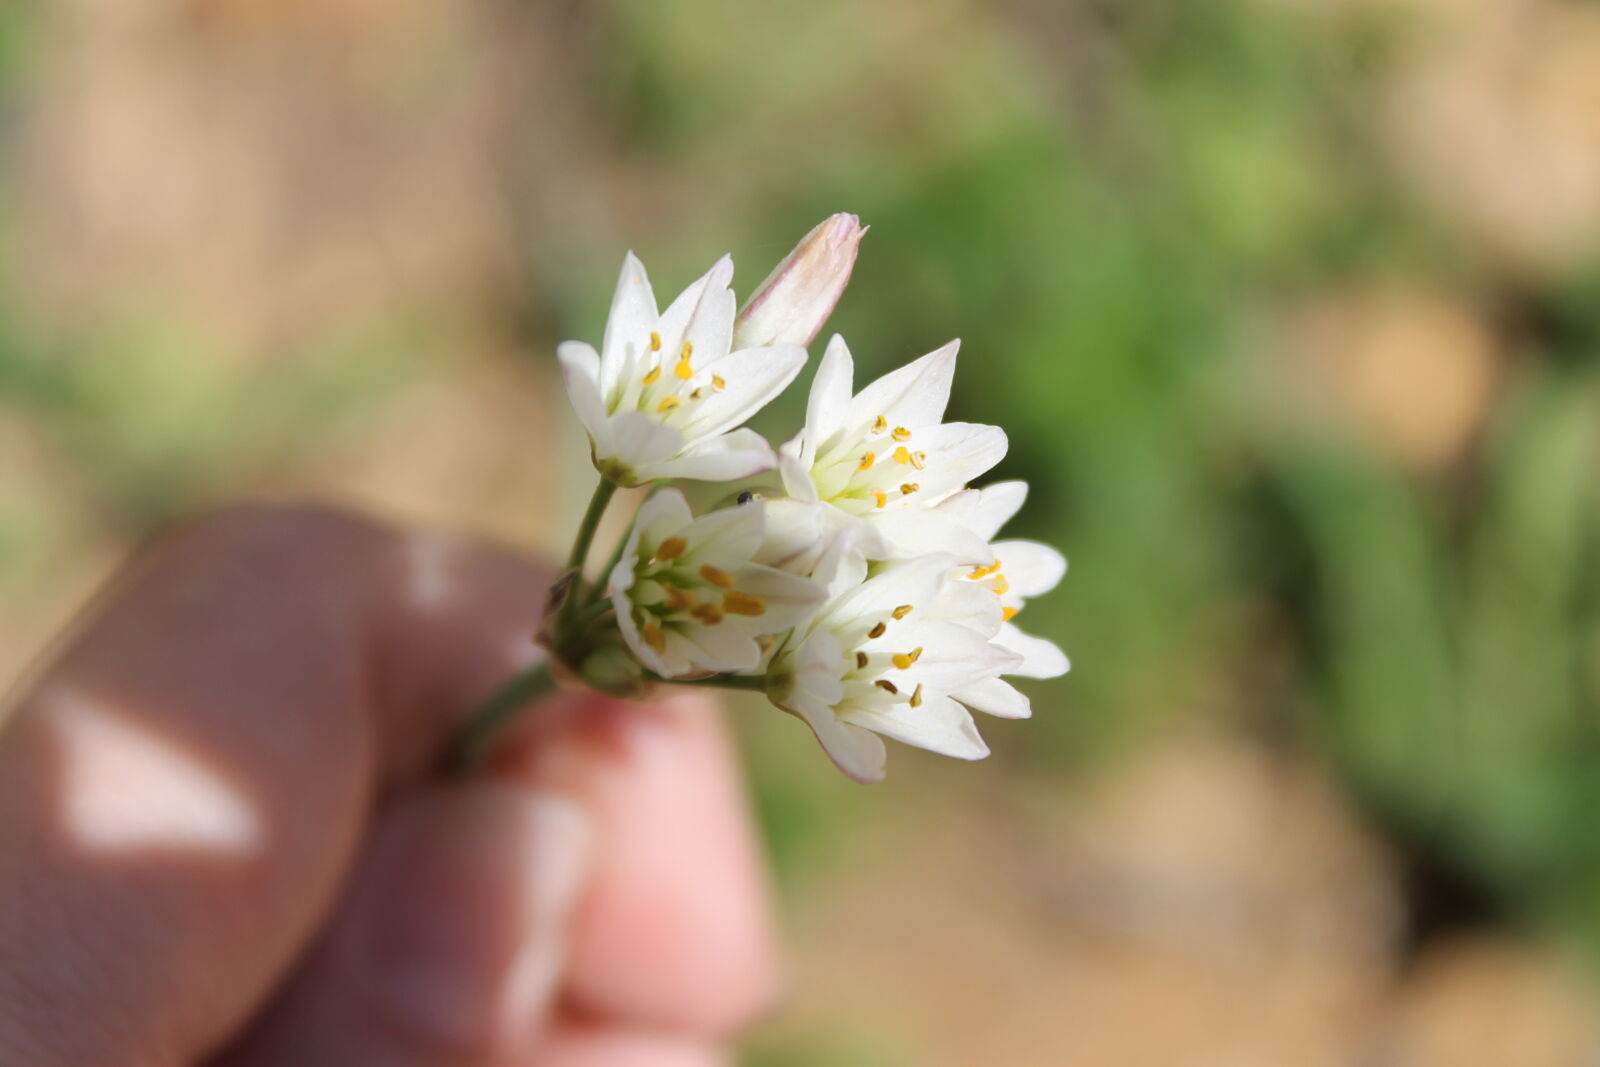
(900, 483, 919, 495)
(654, 537, 688, 562)
(867, 621, 887, 639)
(698, 564, 736, 588)
(650, 331, 662, 351)
(969, 561, 1001, 579)
(892, 646, 923, 670)
(855, 651, 870, 670)
(712, 375, 726, 391)
(893, 446, 913, 465)
(642, 365, 661, 385)
(992, 577, 1010, 595)
(690, 388, 704, 399)
(875, 679, 899, 695)
(661, 584, 696, 611)
(675, 359, 694, 380)
(642, 622, 666, 654)
(1002, 606, 1020, 621)
(891, 426, 912, 442)
(911, 451, 927, 470)
(690, 602, 725, 625)
(722, 591, 767, 616)
(657, 396, 681, 413)
(909, 683, 924, 708)
(858, 452, 876, 471)
(872, 489, 888, 509)
(891, 604, 914, 620)
(872, 415, 888, 433)
(681, 339, 694, 359)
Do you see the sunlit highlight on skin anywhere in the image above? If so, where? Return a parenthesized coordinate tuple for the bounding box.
(49, 687, 261, 855)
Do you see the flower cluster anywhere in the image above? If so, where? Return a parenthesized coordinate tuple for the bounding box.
(551, 215, 1068, 782)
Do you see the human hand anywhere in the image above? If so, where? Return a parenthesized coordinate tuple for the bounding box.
(0, 505, 780, 1066)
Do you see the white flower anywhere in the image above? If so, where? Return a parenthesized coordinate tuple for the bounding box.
(779, 335, 1007, 563)
(937, 481, 1071, 720)
(768, 552, 1022, 783)
(734, 213, 865, 349)
(559, 254, 808, 487)
(609, 489, 825, 678)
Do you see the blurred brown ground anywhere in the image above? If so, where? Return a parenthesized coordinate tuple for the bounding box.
(6, 0, 1600, 1063)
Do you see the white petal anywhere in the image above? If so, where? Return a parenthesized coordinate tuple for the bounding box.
(913, 422, 1009, 497)
(677, 344, 808, 441)
(992, 539, 1067, 599)
(680, 499, 764, 565)
(996, 622, 1070, 679)
(828, 554, 956, 630)
(952, 676, 1032, 719)
(842, 692, 989, 761)
(638, 428, 776, 483)
(870, 507, 992, 565)
(777, 445, 820, 502)
(868, 620, 1021, 689)
(607, 411, 684, 469)
(801, 334, 857, 463)
(599, 252, 658, 395)
(799, 706, 888, 783)
(960, 483, 1024, 543)
(633, 488, 694, 547)
(844, 339, 959, 432)
(657, 255, 735, 360)
(677, 620, 762, 674)
(557, 341, 611, 452)
(734, 214, 864, 349)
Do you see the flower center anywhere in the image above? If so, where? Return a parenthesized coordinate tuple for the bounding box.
(812, 414, 934, 513)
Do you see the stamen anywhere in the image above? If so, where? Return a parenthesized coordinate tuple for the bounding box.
(642, 365, 661, 385)
(712, 374, 726, 391)
(698, 564, 736, 588)
(654, 537, 688, 562)
(893, 446, 913, 464)
(650, 331, 662, 351)
(681, 339, 694, 360)
(874, 679, 899, 695)
(867, 621, 887, 639)
(722, 591, 767, 616)
(911, 450, 927, 470)
(900, 483, 919, 495)
(855, 651, 870, 670)
(657, 396, 681, 413)
(909, 683, 924, 708)
(872, 414, 888, 433)
(992, 577, 1010, 595)
(1002, 606, 1020, 621)
(642, 622, 666, 654)
(891, 426, 912, 442)
(661, 584, 696, 611)
(891, 604, 913, 619)
(674, 352, 694, 379)
(690, 388, 704, 399)
(872, 489, 888, 509)
(969, 561, 1001, 579)
(892, 646, 924, 670)
(690, 602, 725, 625)
(858, 452, 876, 471)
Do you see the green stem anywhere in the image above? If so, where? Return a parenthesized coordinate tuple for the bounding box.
(443, 662, 558, 775)
(557, 479, 619, 636)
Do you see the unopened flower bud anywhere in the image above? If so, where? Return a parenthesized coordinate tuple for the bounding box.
(734, 213, 865, 349)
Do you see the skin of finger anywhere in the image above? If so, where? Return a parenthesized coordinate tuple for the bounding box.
(0, 505, 553, 1067)
(530, 1024, 731, 1067)
(493, 692, 785, 1037)
(209, 782, 591, 1067)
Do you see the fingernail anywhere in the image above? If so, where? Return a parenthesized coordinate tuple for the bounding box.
(350, 785, 592, 1057)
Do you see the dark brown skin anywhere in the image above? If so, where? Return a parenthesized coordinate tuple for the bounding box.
(0, 505, 780, 1067)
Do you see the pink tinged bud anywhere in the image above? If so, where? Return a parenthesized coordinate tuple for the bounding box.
(734, 213, 865, 349)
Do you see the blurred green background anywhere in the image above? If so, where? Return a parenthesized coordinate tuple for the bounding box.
(5, 0, 1600, 1061)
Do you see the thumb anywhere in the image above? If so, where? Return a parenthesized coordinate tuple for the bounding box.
(211, 779, 592, 1067)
